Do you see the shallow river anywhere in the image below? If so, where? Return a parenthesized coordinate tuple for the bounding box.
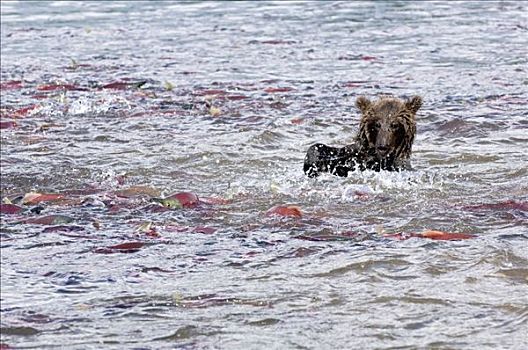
(1, 1, 527, 349)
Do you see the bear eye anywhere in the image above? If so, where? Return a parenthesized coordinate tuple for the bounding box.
(390, 122, 400, 129)
(370, 121, 381, 130)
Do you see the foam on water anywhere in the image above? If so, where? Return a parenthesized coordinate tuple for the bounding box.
(265, 167, 446, 205)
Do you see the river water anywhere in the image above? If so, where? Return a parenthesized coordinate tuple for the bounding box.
(1, 1, 527, 349)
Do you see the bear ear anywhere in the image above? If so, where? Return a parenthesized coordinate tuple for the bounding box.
(405, 96, 422, 114)
(355, 96, 371, 113)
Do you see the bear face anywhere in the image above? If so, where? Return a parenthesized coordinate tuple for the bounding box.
(303, 95, 422, 177)
(355, 95, 422, 171)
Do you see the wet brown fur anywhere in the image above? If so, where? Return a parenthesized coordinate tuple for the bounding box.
(355, 95, 421, 171)
(304, 95, 422, 177)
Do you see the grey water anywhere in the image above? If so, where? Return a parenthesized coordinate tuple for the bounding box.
(1, 1, 527, 349)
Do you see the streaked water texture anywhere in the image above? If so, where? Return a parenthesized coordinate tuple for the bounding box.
(1, 1, 527, 349)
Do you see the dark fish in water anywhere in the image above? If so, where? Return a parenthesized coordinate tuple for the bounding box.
(101, 81, 147, 90)
(24, 215, 74, 225)
(93, 242, 145, 254)
(0, 80, 23, 90)
(463, 200, 528, 212)
(36, 83, 87, 91)
(0, 203, 24, 214)
(0, 121, 17, 129)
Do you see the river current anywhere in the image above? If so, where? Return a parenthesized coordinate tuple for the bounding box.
(1, 1, 527, 349)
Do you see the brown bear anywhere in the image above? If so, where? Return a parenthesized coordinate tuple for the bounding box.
(304, 95, 422, 177)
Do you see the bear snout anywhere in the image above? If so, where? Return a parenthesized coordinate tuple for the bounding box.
(376, 145, 390, 157)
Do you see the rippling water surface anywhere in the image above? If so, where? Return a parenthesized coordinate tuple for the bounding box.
(1, 1, 527, 349)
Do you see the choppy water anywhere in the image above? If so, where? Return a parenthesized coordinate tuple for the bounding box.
(1, 1, 527, 349)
